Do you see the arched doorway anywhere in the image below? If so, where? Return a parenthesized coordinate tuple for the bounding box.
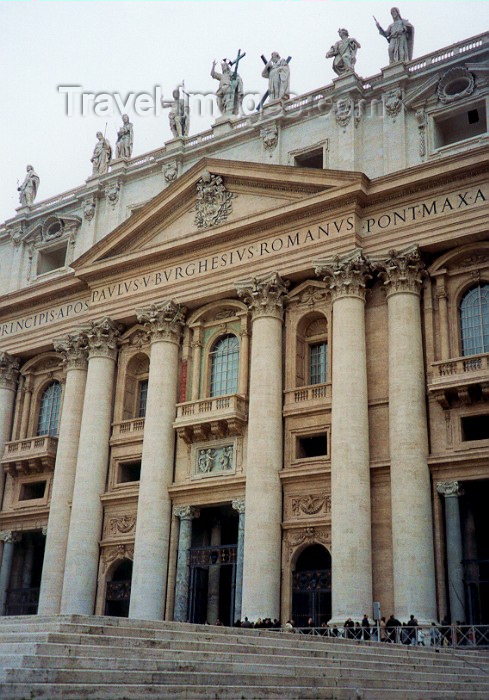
(105, 558, 132, 617)
(292, 544, 331, 627)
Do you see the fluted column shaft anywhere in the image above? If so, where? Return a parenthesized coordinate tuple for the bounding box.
(130, 301, 186, 620)
(437, 481, 465, 623)
(173, 506, 200, 622)
(236, 272, 288, 621)
(316, 250, 373, 622)
(61, 318, 120, 615)
(0, 353, 19, 508)
(232, 498, 245, 622)
(38, 333, 88, 614)
(376, 246, 437, 623)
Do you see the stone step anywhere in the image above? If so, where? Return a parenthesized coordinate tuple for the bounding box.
(0, 628, 484, 670)
(2, 666, 489, 693)
(3, 652, 488, 688)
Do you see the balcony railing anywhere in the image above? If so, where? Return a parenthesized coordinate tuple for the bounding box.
(1, 435, 58, 476)
(284, 383, 331, 415)
(429, 353, 489, 408)
(111, 418, 145, 443)
(174, 394, 248, 443)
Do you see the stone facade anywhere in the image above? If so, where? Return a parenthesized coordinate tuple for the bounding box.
(0, 31, 488, 627)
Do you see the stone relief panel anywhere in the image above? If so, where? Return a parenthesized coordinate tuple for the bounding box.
(105, 514, 137, 538)
(437, 67, 475, 104)
(193, 171, 235, 230)
(192, 440, 236, 479)
(289, 493, 331, 519)
(100, 543, 134, 576)
(283, 526, 331, 560)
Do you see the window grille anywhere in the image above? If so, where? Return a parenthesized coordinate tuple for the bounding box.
(310, 342, 328, 385)
(210, 334, 239, 397)
(460, 285, 489, 356)
(36, 382, 62, 436)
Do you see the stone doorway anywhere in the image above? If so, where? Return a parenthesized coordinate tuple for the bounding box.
(187, 505, 238, 626)
(105, 558, 132, 617)
(5, 530, 45, 615)
(292, 544, 331, 627)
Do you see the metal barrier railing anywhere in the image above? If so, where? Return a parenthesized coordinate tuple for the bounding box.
(289, 624, 489, 648)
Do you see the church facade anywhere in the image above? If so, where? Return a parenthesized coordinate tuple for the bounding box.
(0, 29, 489, 628)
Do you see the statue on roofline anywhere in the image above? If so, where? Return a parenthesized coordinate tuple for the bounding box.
(161, 85, 190, 138)
(211, 50, 245, 117)
(326, 28, 361, 76)
(115, 114, 134, 159)
(17, 165, 40, 207)
(374, 7, 414, 64)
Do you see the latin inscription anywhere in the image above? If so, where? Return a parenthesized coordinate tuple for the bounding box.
(0, 299, 89, 338)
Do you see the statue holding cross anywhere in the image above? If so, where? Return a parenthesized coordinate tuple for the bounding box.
(261, 52, 291, 103)
(211, 49, 245, 117)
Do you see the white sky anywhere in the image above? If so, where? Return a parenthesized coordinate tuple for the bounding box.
(1, 1, 488, 224)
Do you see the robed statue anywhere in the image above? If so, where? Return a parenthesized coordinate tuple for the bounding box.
(261, 52, 290, 101)
(115, 114, 134, 159)
(375, 7, 414, 64)
(91, 132, 112, 176)
(211, 59, 244, 117)
(18, 165, 40, 207)
(326, 29, 361, 76)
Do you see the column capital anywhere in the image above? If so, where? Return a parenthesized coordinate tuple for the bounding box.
(173, 505, 200, 521)
(372, 244, 426, 297)
(232, 497, 246, 515)
(137, 300, 186, 344)
(315, 248, 371, 302)
(53, 331, 89, 371)
(84, 317, 121, 360)
(0, 352, 20, 390)
(235, 271, 289, 320)
(0, 530, 22, 543)
(437, 480, 464, 498)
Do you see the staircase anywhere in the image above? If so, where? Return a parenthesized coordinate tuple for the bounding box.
(0, 615, 488, 699)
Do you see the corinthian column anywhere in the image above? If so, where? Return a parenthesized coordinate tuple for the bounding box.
(61, 318, 120, 615)
(38, 332, 88, 614)
(0, 353, 19, 507)
(236, 271, 288, 621)
(315, 249, 373, 622)
(437, 481, 465, 623)
(129, 300, 186, 620)
(374, 245, 437, 623)
(173, 505, 200, 622)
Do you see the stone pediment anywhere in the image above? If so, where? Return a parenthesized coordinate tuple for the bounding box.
(71, 158, 362, 274)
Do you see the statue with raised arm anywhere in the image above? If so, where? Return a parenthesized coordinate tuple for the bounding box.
(161, 86, 190, 138)
(261, 52, 290, 101)
(115, 114, 134, 159)
(374, 7, 414, 64)
(17, 165, 40, 207)
(91, 131, 112, 176)
(211, 57, 244, 117)
(326, 28, 361, 76)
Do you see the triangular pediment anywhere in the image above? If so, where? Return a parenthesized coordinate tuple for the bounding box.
(72, 158, 364, 276)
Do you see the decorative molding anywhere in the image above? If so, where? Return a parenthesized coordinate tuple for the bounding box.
(82, 195, 96, 222)
(105, 180, 121, 208)
(108, 514, 136, 536)
(415, 109, 427, 157)
(0, 531, 22, 543)
(193, 170, 235, 230)
(0, 352, 20, 390)
(334, 98, 352, 128)
(236, 271, 289, 320)
(437, 481, 464, 497)
(438, 67, 475, 104)
(384, 88, 403, 118)
(315, 248, 371, 301)
(101, 543, 134, 574)
(173, 505, 200, 521)
(284, 526, 330, 558)
(372, 244, 425, 297)
(84, 317, 121, 360)
(260, 125, 278, 151)
(137, 300, 186, 344)
(53, 331, 89, 371)
(163, 161, 178, 183)
(291, 493, 331, 518)
(232, 497, 245, 515)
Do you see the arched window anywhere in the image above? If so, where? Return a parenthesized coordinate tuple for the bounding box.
(37, 381, 62, 436)
(460, 284, 489, 356)
(210, 334, 239, 397)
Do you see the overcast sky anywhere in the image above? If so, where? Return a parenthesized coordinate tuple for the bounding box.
(1, 1, 487, 223)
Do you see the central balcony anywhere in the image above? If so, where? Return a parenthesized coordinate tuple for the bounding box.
(283, 383, 331, 416)
(110, 418, 145, 445)
(174, 394, 248, 443)
(1, 436, 58, 477)
(429, 353, 489, 407)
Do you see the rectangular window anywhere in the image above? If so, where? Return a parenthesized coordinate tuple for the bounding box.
(294, 148, 324, 169)
(19, 481, 47, 501)
(118, 461, 141, 484)
(461, 415, 489, 442)
(296, 434, 328, 459)
(310, 342, 328, 385)
(433, 102, 487, 149)
(36, 242, 68, 276)
(137, 380, 148, 418)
